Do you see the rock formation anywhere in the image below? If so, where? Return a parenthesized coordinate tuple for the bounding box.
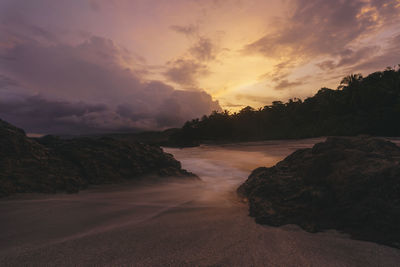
(0, 119, 197, 197)
(238, 136, 400, 248)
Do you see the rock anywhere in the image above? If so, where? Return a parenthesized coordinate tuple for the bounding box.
(0, 119, 80, 196)
(0, 119, 198, 197)
(238, 136, 400, 248)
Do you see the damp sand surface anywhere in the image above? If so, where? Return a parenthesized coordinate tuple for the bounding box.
(1, 138, 400, 266)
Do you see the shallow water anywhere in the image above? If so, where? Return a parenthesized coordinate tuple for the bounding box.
(1, 137, 400, 266)
(164, 137, 325, 203)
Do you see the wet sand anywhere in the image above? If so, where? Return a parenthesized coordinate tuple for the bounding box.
(1, 138, 400, 266)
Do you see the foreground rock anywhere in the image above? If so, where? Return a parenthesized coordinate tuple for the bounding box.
(238, 136, 400, 248)
(0, 119, 197, 197)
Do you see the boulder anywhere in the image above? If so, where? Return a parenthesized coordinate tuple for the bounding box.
(238, 136, 400, 248)
(0, 119, 198, 197)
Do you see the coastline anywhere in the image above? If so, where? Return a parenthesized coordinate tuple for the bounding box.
(1, 181, 399, 266)
(2, 138, 400, 266)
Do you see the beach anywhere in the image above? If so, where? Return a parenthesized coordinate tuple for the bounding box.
(1, 139, 400, 266)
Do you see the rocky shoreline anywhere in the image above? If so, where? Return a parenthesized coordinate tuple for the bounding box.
(0, 119, 198, 197)
(238, 136, 400, 248)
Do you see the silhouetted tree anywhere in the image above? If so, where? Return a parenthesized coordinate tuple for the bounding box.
(169, 66, 400, 145)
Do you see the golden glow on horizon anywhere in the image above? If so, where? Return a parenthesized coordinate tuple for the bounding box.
(78, 0, 398, 112)
(5, 0, 397, 112)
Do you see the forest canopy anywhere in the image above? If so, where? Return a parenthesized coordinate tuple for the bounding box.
(170, 66, 400, 145)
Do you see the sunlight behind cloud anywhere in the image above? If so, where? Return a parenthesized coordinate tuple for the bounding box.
(0, 0, 399, 131)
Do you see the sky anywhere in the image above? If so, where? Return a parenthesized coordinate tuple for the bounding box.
(0, 0, 399, 134)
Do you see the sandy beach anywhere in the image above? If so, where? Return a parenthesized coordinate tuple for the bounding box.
(1, 139, 400, 266)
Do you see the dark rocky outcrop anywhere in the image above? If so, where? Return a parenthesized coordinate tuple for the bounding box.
(238, 136, 400, 248)
(0, 119, 197, 197)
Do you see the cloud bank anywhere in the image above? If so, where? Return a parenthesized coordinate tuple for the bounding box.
(0, 34, 221, 134)
(1, 0, 399, 118)
(244, 0, 400, 92)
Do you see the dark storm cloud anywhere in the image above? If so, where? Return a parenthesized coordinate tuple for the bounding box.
(2, 36, 139, 103)
(0, 95, 111, 134)
(0, 74, 19, 88)
(0, 89, 221, 135)
(0, 12, 59, 46)
(0, 32, 221, 134)
(156, 90, 222, 127)
(164, 59, 210, 88)
(244, 0, 399, 60)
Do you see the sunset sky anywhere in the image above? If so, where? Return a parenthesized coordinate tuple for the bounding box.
(1, 0, 399, 134)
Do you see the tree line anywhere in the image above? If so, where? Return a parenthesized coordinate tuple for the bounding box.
(169, 66, 400, 145)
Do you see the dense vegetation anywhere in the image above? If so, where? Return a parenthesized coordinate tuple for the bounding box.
(170, 66, 400, 145)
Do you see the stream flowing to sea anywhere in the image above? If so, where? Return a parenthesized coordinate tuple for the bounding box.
(1, 138, 400, 266)
(164, 138, 325, 203)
